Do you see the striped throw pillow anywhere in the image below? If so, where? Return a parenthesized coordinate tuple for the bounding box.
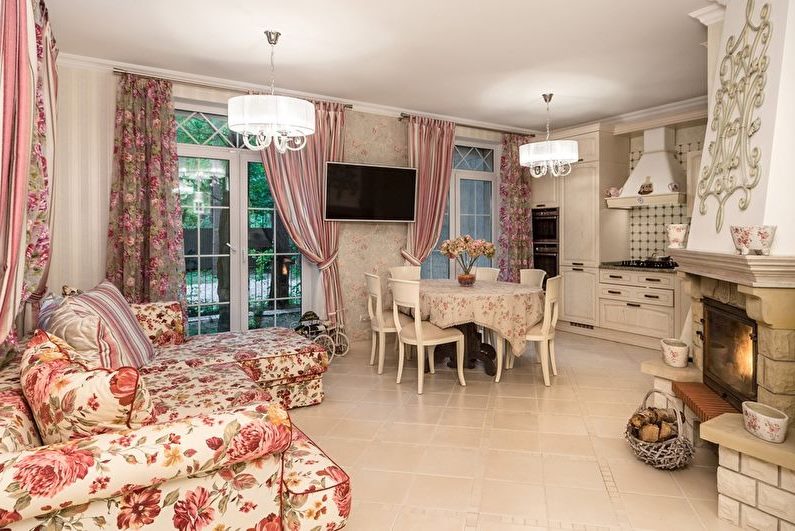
(64, 281, 155, 368)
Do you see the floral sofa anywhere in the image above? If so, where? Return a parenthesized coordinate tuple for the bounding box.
(0, 283, 349, 530)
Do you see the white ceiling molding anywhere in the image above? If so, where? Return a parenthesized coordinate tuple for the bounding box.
(57, 53, 538, 136)
(689, 3, 727, 26)
(607, 95, 709, 136)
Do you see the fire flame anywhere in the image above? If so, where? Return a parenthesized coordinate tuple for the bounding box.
(732, 327, 755, 383)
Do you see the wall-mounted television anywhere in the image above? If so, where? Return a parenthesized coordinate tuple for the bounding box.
(324, 162, 417, 222)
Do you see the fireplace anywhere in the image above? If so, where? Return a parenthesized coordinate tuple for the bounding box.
(702, 298, 758, 411)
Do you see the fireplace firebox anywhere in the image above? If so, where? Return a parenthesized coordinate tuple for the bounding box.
(702, 299, 758, 411)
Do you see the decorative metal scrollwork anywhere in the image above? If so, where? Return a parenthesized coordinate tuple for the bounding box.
(697, 0, 771, 232)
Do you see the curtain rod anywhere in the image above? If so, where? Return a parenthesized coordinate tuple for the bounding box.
(111, 68, 353, 108)
(398, 112, 535, 137)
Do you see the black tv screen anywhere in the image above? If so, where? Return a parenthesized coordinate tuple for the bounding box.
(324, 162, 417, 222)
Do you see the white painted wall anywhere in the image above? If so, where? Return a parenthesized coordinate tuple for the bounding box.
(688, 0, 795, 254)
(49, 62, 115, 292)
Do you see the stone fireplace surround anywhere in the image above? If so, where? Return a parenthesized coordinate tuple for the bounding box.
(668, 248, 795, 529)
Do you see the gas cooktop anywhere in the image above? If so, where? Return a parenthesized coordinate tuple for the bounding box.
(603, 258, 678, 270)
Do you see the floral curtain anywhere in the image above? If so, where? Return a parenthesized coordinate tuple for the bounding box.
(497, 133, 534, 282)
(402, 116, 455, 265)
(22, 1, 58, 322)
(106, 74, 186, 304)
(0, 0, 36, 348)
(259, 101, 346, 322)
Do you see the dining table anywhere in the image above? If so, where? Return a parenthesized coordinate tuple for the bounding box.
(419, 279, 545, 376)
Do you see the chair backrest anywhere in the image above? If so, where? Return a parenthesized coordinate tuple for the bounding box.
(540, 276, 561, 335)
(474, 267, 500, 281)
(364, 273, 384, 328)
(389, 266, 421, 280)
(388, 278, 423, 342)
(520, 268, 547, 288)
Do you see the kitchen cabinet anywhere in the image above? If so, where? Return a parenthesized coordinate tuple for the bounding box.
(560, 162, 599, 267)
(598, 268, 676, 339)
(599, 299, 675, 338)
(530, 174, 558, 208)
(561, 266, 599, 325)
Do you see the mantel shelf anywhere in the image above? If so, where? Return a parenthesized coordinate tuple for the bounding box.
(668, 249, 795, 288)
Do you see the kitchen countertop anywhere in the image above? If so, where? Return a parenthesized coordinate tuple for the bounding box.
(600, 262, 678, 273)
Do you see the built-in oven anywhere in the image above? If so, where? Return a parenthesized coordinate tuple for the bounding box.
(532, 243, 559, 287)
(531, 207, 558, 244)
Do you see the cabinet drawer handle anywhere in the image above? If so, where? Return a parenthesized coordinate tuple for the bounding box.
(607, 290, 622, 295)
(645, 278, 662, 282)
(644, 294, 660, 299)
(536, 203, 546, 207)
(608, 274, 623, 279)
(572, 262, 584, 266)
(572, 268, 584, 272)
(626, 303, 641, 308)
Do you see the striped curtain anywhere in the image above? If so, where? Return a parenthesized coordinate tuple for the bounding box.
(259, 101, 346, 323)
(402, 116, 455, 265)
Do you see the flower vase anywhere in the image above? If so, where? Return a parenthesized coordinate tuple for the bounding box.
(457, 273, 475, 287)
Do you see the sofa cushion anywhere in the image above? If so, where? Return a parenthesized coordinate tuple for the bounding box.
(151, 327, 328, 384)
(282, 427, 351, 531)
(130, 301, 186, 347)
(141, 362, 271, 423)
(0, 354, 42, 452)
(49, 280, 155, 368)
(20, 331, 154, 444)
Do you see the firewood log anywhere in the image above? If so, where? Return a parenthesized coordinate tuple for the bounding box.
(659, 421, 675, 441)
(656, 409, 678, 424)
(639, 423, 660, 443)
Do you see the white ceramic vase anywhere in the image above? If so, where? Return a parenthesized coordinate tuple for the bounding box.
(730, 225, 777, 256)
(666, 224, 689, 249)
(660, 338, 689, 368)
(742, 401, 789, 443)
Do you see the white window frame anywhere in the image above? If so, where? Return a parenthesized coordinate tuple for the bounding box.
(439, 139, 501, 279)
(176, 101, 311, 333)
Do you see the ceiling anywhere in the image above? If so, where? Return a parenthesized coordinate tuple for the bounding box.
(48, 0, 711, 130)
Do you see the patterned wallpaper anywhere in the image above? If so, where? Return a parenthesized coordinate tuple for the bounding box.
(627, 124, 705, 259)
(337, 111, 409, 341)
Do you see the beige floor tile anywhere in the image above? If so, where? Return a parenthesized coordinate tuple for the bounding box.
(535, 399, 581, 415)
(344, 402, 398, 421)
(360, 387, 413, 404)
(690, 498, 743, 530)
(582, 400, 637, 418)
(691, 446, 719, 467)
(392, 507, 467, 531)
(447, 393, 491, 410)
(542, 455, 605, 490)
(609, 457, 684, 497)
(344, 501, 399, 530)
(577, 386, 644, 404)
(492, 382, 537, 398)
(439, 408, 488, 428)
(406, 392, 451, 407)
(622, 493, 705, 530)
(287, 414, 341, 437)
(405, 475, 475, 511)
(592, 436, 636, 460)
(390, 405, 445, 424)
(348, 468, 413, 504)
(416, 446, 483, 478)
(492, 411, 539, 431)
(378, 422, 435, 444)
(330, 418, 384, 440)
(476, 516, 549, 531)
(584, 414, 628, 438)
(490, 396, 539, 412)
(536, 413, 589, 436)
(483, 450, 543, 484)
(431, 425, 484, 448)
(357, 442, 426, 473)
(545, 485, 618, 526)
(451, 380, 494, 396)
(291, 399, 356, 418)
(671, 465, 718, 500)
(535, 385, 578, 401)
(479, 480, 547, 520)
(309, 436, 369, 468)
(538, 433, 595, 457)
(485, 429, 540, 453)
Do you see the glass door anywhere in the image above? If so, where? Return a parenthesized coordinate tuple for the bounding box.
(455, 170, 495, 272)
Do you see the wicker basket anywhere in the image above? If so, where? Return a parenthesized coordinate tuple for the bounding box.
(625, 389, 695, 470)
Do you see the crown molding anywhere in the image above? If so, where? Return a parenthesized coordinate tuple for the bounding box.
(606, 95, 709, 135)
(56, 53, 538, 135)
(689, 4, 726, 26)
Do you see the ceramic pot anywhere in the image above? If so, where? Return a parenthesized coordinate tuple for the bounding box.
(661, 338, 689, 368)
(666, 224, 689, 249)
(457, 273, 475, 287)
(730, 225, 777, 256)
(742, 401, 789, 443)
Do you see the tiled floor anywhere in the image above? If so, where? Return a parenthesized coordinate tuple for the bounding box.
(290, 332, 738, 531)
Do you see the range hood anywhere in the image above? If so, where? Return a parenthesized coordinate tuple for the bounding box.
(606, 127, 686, 209)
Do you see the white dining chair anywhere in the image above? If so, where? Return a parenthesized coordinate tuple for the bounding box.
(505, 275, 560, 386)
(365, 273, 410, 374)
(474, 267, 500, 281)
(389, 278, 466, 394)
(520, 268, 547, 288)
(388, 266, 421, 280)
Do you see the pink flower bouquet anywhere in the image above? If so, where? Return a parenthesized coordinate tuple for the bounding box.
(439, 235, 496, 275)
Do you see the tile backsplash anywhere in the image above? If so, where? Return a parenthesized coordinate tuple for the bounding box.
(629, 205, 689, 259)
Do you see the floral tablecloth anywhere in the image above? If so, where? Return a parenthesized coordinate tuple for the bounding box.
(419, 279, 544, 355)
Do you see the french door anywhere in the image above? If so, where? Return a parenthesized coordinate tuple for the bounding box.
(178, 145, 304, 335)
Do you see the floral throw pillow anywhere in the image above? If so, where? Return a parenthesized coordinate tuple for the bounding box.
(20, 330, 155, 444)
(130, 301, 186, 347)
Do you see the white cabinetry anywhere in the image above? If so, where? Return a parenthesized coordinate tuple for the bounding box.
(561, 266, 598, 325)
(597, 268, 676, 339)
(530, 175, 558, 208)
(560, 162, 599, 267)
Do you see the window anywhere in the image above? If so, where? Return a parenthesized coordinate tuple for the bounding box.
(421, 142, 499, 279)
(177, 108, 304, 335)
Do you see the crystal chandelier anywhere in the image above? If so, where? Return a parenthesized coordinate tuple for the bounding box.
(228, 31, 315, 153)
(519, 93, 578, 177)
